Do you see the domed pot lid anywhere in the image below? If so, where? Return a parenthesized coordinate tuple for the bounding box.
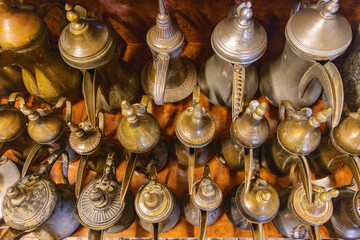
(59, 5, 116, 69)
(0, 104, 26, 142)
(117, 101, 160, 154)
(211, 1, 267, 64)
(286, 0, 352, 60)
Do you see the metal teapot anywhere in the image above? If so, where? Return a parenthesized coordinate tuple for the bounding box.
(182, 165, 222, 240)
(224, 168, 280, 240)
(141, 0, 197, 105)
(198, 1, 267, 120)
(308, 109, 360, 183)
(76, 152, 135, 240)
(173, 86, 215, 194)
(260, 0, 351, 128)
(135, 164, 180, 240)
(261, 100, 332, 203)
(0, 0, 82, 106)
(59, 4, 139, 128)
(0, 149, 79, 240)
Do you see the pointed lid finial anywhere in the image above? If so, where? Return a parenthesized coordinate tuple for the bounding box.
(158, 0, 168, 20)
(238, 1, 253, 26)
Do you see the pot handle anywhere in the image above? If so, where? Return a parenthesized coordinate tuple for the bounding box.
(343, 155, 360, 188)
(244, 148, 253, 193)
(232, 64, 246, 121)
(290, 155, 312, 203)
(278, 100, 296, 122)
(120, 152, 139, 204)
(251, 223, 265, 240)
(305, 225, 321, 240)
(141, 95, 153, 114)
(0, 228, 28, 240)
(99, 152, 117, 184)
(38, 149, 69, 182)
(8, 92, 25, 106)
(21, 143, 44, 177)
(82, 69, 99, 129)
(88, 229, 103, 240)
(75, 154, 90, 198)
(199, 209, 208, 240)
(154, 52, 170, 105)
(188, 147, 196, 195)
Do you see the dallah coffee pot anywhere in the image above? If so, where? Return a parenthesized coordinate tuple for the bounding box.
(59, 4, 139, 128)
(260, 0, 350, 128)
(198, 1, 267, 120)
(261, 100, 332, 203)
(76, 152, 135, 240)
(135, 164, 180, 240)
(182, 165, 222, 240)
(141, 0, 197, 105)
(0, 149, 79, 240)
(174, 86, 215, 194)
(0, 0, 82, 106)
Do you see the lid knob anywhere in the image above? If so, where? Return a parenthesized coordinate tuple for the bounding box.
(192, 104, 204, 123)
(20, 104, 40, 122)
(121, 100, 139, 125)
(90, 187, 108, 208)
(158, 0, 168, 20)
(199, 180, 216, 198)
(68, 122, 85, 137)
(308, 108, 333, 128)
(65, 4, 85, 32)
(143, 192, 162, 210)
(322, 0, 339, 17)
(253, 102, 267, 120)
(7, 186, 21, 199)
(256, 190, 272, 203)
(238, 1, 253, 26)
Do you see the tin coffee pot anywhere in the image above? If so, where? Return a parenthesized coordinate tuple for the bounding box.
(261, 100, 332, 203)
(225, 167, 280, 240)
(117, 96, 166, 204)
(0, 0, 82, 106)
(0, 149, 79, 240)
(135, 164, 180, 240)
(173, 86, 215, 194)
(76, 152, 135, 240)
(260, 0, 351, 128)
(198, 1, 267, 120)
(308, 109, 360, 183)
(182, 165, 222, 240)
(59, 4, 139, 128)
(141, 0, 197, 105)
(273, 170, 338, 240)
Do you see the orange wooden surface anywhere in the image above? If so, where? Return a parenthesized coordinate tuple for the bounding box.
(1, 0, 360, 238)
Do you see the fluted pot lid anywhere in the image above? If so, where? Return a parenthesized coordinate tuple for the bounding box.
(175, 104, 215, 148)
(0, 105, 26, 142)
(353, 190, 360, 220)
(59, 5, 116, 69)
(211, 1, 267, 64)
(69, 126, 102, 155)
(192, 177, 222, 211)
(236, 178, 279, 223)
(286, 0, 352, 60)
(76, 179, 124, 230)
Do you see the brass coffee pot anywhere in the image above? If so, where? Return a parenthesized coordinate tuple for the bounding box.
(0, 157, 20, 227)
(224, 170, 280, 240)
(0, 149, 79, 240)
(273, 173, 338, 240)
(59, 4, 139, 128)
(135, 164, 180, 240)
(198, 1, 267, 120)
(76, 152, 135, 240)
(260, 0, 351, 127)
(117, 96, 164, 204)
(174, 86, 215, 194)
(182, 165, 222, 240)
(141, 0, 197, 105)
(20, 97, 77, 176)
(261, 100, 332, 203)
(308, 109, 360, 184)
(0, 0, 82, 106)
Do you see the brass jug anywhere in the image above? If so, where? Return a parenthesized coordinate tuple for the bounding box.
(117, 96, 167, 204)
(0, 0, 82, 106)
(0, 149, 79, 240)
(261, 100, 332, 203)
(0, 65, 24, 97)
(259, 0, 351, 127)
(0, 157, 20, 227)
(135, 164, 180, 240)
(20, 97, 77, 176)
(198, 1, 267, 120)
(182, 165, 222, 240)
(273, 179, 338, 239)
(76, 152, 135, 240)
(173, 86, 215, 194)
(308, 109, 360, 184)
(224, 173, 280, 240)
(59, 4, 139, 128)
(141, 0, 197, 105)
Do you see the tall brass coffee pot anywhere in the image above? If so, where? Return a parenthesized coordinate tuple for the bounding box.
(174, 86, 215, 194)
(0, 0, 82, 106)
(198, 1, 267, 120)
(141, 0, 197, 105)
(260, 0, 351, 127)
(261, 100, 332, 203)
(308, 109, 360, 183)
(76, 152, 135, 240)
(135, 164, 180, 240)
(182, 165, 222, 240)
(59, 4, 139, 128)
(0, 150, 79, 240)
